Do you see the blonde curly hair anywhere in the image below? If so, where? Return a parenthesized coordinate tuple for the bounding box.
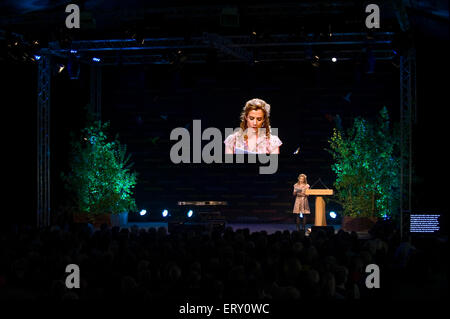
(239, 98, 271, 139)
(297, 174, 307, 184)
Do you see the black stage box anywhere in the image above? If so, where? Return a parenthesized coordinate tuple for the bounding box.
(168, 219, 226, 234)
(311, 226, 335, 237)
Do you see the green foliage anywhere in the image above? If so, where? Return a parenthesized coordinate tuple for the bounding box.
(327, 107, 400, 218)
(61, 121, 138, 216)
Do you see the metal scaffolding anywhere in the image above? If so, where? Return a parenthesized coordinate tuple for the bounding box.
(37, 55, 51, 228)
(400, 48, 417, 238)
(43, 32, 395, 66)
(90, 65, 102, 120)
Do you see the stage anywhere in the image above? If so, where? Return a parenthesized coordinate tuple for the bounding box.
(125, 222, 372, 239)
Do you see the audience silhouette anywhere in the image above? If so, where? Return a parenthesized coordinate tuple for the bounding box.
(0, 220, 447, 299)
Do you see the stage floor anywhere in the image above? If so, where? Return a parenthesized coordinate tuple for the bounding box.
(125, 222, 370, 239)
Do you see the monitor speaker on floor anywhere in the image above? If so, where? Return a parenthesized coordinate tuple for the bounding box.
(168, 219, 226, 234)
(311, 226, 335, 237)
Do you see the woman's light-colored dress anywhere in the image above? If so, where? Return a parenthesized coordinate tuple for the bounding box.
(293, 183, 310, 214)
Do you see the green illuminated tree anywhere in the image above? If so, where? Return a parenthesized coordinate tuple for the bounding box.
(327, 107, 400, 218)
(61, 121, 137, 217)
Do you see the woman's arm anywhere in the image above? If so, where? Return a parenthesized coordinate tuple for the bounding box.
(269, 135, 282, 154)
(224, 133, 236, 154)
(225, 145, 234, 154)
(304, 184, 310, 196)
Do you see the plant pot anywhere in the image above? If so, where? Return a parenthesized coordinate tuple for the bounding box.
(73, 212, 89, 224)
(341, 216, 378, 233)
(73, 212, 112, 228)
(110, 212, 128, 228)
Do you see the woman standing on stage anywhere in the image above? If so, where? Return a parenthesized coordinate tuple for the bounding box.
(224, 98, 282, 154)
(293, 173, 311, 232)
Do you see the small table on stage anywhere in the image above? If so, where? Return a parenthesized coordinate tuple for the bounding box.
(305, 189, 334, 226)
(176, 201, 228, 232)
(177, 201, 228, 219)
(177, 201, 228, 206)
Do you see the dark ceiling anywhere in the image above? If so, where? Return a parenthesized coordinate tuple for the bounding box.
(0, 1, 448, 66)
(1, 1, 448, 40)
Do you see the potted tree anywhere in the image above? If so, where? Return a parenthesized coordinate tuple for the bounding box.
(327, 107, 400, 232)
(61, 120, 137, 228)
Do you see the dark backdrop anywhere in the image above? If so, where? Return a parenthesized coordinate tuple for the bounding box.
(56, 58, 398, 222)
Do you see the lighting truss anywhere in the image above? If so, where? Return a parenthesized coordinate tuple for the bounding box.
(39, 32, 395, 65)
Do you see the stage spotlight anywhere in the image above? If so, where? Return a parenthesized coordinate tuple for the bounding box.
(187, 210, 193, 218)
(131, 33, 145, 45)
(70, 49, 77, 54)
(58, 64, 65, 73)
(92, 57, 101, 62)
(311, 55, 320, 67)
(34, 55, 41, 61)
(329, 211, 337, 219)
(331, 57, 337, 63)
(139, 209, 147, 216)
(162, 209, 169, 218)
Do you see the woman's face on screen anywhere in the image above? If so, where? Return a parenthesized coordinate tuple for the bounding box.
(246, 109, 265, 130)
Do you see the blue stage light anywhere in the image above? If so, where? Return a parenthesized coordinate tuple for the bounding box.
(92, 57, 101, 62)
(34, 55, 41, 60)
(162, 209, 169, 218)
(70, 49, 77, 54)
(329, 211, 337, 219)
(187, 210, 193, 218)
(139, 209, 147, 216)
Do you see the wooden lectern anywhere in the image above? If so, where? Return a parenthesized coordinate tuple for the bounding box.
(305, 189, 334, 226)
